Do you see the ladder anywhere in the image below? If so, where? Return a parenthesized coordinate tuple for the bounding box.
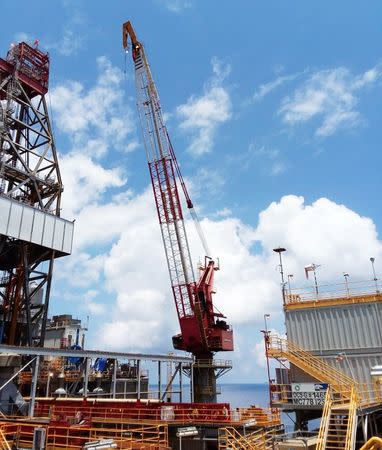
(218, 427, 273, 450)
(316, 386, 357, 450)
(0, 427, 11, 450)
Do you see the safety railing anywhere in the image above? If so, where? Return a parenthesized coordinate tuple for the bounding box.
(267, 336, 354, 397)
(218, 427, 275, 450)
(31, 400, 280, 428)
(218, 426, 273, 450)
(0, 426, 11, 450)
(0, 420, 168, 449)
(285, 279, 382, 305)
(344, 387, 358, 450)
(355, 383, 382, 407)
(235, 406, 280, 427)
(190, 359, 233, 368)
(270, 383, 329, 407)
(315, 388, 332, 450)
(360, 437, 382, 450)
(315, 386, 358, 450)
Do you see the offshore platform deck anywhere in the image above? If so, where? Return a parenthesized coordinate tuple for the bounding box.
(0, 18, 381, 450)
(264, 276, 382, 450)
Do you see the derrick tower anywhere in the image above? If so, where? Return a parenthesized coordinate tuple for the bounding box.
(0, 42, 73, 347)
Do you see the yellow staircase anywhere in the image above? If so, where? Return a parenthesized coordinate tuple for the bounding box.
(316, 387, 357, 450)
(267, 336, 354, 395)
(218, 427, 273, 450)
(0, 427, 10, 450)
(360, 437, 382, 450)
(267, 336, 359, 450)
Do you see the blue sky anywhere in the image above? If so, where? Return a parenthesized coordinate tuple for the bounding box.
(2, 1, 382, 383)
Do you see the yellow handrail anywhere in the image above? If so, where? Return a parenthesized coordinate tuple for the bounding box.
(0, 428, 11, 450)
(344, 387, 357, 450)
(219, 426, 272, 450)
(267, 336, 355, 397)
(315, 387, 332, 450)
(360, 437, 382, 450)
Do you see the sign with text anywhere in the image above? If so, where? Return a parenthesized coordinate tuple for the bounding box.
(291, 383, 328, 406)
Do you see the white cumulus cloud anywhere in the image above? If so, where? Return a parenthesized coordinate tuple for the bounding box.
(47, 27, 83, 56)
(176, 58, 232, 156)
(50, 56, 137, 158)
(60, 152, 125, 218)
(279, 65, 381, 136)
(78, 191, 382, 358)
(157, 0, 192, 13)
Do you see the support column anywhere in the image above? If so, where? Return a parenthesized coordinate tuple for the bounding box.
(179, 363, 183, 403)
(190, 362, 194, 403)
(83, 357, 90, 398)
(112, 359, 117, 399)
(137, 359, 141, 400)
(157, 361, 161, 400)
(362, 415, 369, 442)
(29, 356, 40, 417)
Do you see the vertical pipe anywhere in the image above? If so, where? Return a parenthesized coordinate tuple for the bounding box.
(29, 356, 40, 417)
(137, 359, 141, 400)
(313, 269, 319, 296)
(190, 361, 194, 403)
(40, 253, 55, 346)
(179, 363, 183, 403)
(112, 359, 117, 399)
(157, 361, 161, 400)
(22, 248, 32, 346)
(263, 331, 272, 406)
(46, 371, 51, 397)
(83, 357, 90, 398)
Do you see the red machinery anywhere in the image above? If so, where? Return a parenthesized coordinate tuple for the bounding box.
(123, 22, 233, 402)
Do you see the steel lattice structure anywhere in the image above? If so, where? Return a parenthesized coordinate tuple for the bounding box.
(133, 45, 196, 321)
(0, 42, 72, 347)
(123, 22, 233, 402)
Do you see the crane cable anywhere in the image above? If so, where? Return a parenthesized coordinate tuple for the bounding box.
(166, 129, 211, 258)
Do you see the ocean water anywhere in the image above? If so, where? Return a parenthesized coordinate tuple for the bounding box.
(161, 383, 269, 408)
(219, 384, 296, 431)
(219, 383, 269, 408)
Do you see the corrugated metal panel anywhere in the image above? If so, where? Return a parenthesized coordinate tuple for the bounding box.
(0, 196, 74, 254)
(286, 302, 382, 352)
(322, 354, 381, 384)
(285, 302, 382, 384)
(290, 354, 381, 384)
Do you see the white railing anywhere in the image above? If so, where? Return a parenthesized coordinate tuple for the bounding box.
(286, 279, 381, 304)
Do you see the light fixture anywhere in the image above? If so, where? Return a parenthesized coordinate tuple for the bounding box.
(273, 247, 287, 304)
(263, 314, 270, 333)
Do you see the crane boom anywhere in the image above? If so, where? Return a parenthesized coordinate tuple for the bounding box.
(123, 21, 233, 360)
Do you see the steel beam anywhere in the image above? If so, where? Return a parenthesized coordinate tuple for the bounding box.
(0, 344, 192, 363)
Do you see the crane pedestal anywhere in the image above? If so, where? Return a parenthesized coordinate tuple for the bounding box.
(183, 357, 232, 403)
